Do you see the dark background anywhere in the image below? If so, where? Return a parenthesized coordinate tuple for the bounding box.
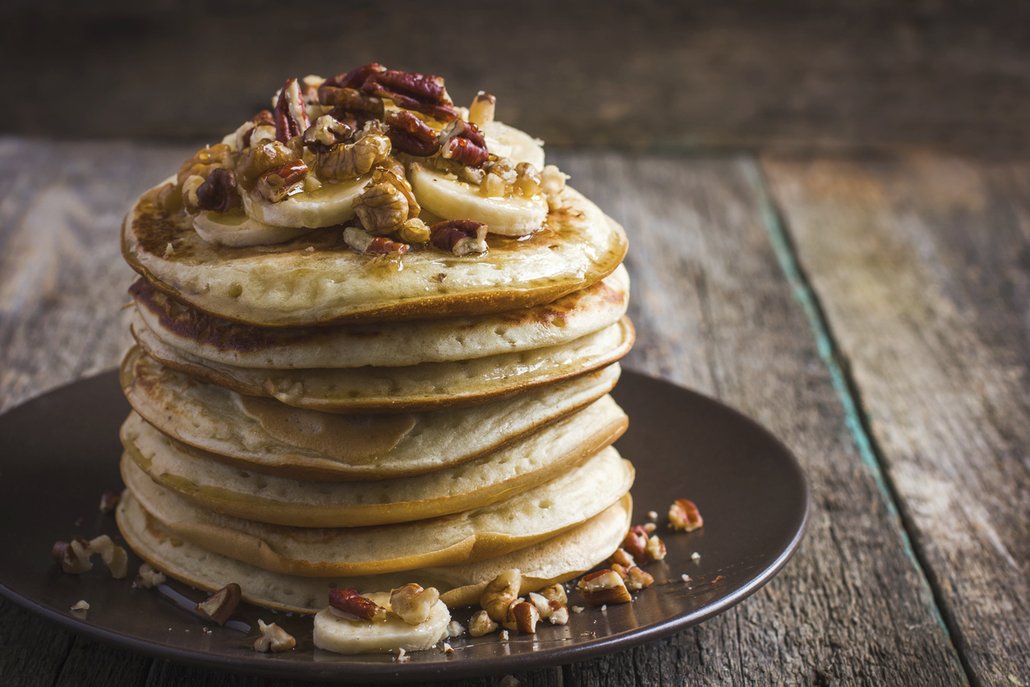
(3, 0, 1029, 153)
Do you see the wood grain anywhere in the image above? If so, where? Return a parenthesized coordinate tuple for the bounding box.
(2, 1, 1030, 153)
(0, 140, 977, 685)
(763, 153, 1030, 687)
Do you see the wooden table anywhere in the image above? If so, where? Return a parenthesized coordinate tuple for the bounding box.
(0, 139, 1027, 686)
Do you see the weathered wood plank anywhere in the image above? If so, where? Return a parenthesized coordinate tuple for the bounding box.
(2, 1, 1029, 153)
(0, 140, 971, 685)
(762, 153, 1030, 687)
(551, 151, 969, 686)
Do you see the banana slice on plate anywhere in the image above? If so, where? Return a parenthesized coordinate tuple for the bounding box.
(409, 163, 548, 237)
(482, 120, 545, 169)
(193, 211, 314, 247)
(241, 175, 370, 229)
(313, 592, 451, 655)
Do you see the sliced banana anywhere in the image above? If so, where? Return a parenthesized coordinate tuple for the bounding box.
(193, 211, 314, 247)
(482, 120, 545, 169)
(313, 592, 450, 655)
(409, 163, 548, 237)
(241, 175, 370, 229)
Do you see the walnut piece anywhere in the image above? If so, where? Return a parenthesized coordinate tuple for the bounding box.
(468, 609, 499, 637)
(315, 131, 392, 181)
(389, 583, 440, 626)
(195, 583, 242, 626)
(253, 619, 296, 653)
(668, 498, 704, 532)
(480, 569, 521, 623)
(576, 569, 632, 606)
(328, 587, 387, 622)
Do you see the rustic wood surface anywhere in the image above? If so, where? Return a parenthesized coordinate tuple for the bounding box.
(1, 138, 1026, 685)
(3, 1, 1030, 154)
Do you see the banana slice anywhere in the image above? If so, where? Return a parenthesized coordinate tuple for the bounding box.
(313, 592, 451, 655)
(193, 211, 314, 247)
(241, 175, 370, 229)
(409, 163, 548, 237)
(482, 120, 545, 169)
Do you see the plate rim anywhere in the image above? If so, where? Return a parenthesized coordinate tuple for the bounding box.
(0, 367, 810, 683)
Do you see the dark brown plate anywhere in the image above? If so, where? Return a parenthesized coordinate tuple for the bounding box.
(0, 369, 808, 683)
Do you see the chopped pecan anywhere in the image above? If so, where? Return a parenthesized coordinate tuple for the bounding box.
(240, 110, 275, 148)
(255, 159, 308, 203)
(253, 619, 296, 653)
(315, 132, 391, 181)
(389, 583, 440, 626)
(362, 69, 457, 121)
(196, 168, 240, 213)
(133, 563, 166, 589)
(343, 226, 410, 255)
(610, 547, 636, 568)
(645, 534, 668, 561)
(51, 538, 93, 574)
(236, 140, 296, 190)
(325, 63, 387, 89)
(273, 78, 310, 143)
(621, 525, 650, 561)
(177, 143, 233, 186)
(98, 490, 121, 514)
(468, 609, 499, 637)
(612, 563, 655, 591)
(439, 120, 488, 167)
(385, 110, 439, 157)
(540, 164, 568, 211)
(505, 600, 540, 634)
(668, 499, 703, 532)
(468, 91, 496, 127)
(430, 219, 488, 256)
(576, 569, 632, 606)
(195, 583, 242, 625)
(514, 162, 541, 196)
(317, 86, 383, 118)
(397, 217, 430, 244)
(88, 535, 128, 579)
(328, 587, 387, 621)
(303, 114, 355, 150)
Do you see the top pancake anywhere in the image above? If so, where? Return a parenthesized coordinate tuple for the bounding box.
(123, 181, 628, 327)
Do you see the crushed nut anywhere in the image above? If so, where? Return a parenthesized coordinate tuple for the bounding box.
(325, 63, 387, 90)
(133, 563, 167, 589)
(499, 629, 509, 641)
(480, 569, 522, 623)
(481, 172, 506, 197)
(646, 510, 658, 521)
(430, 219, 488, 256)
(70, 600, 90, 613)
(255, 159, 308, 203)
(447, 620, 465, 638)
(681, 574, 691, 583)
(88, 535, 129, 579)
(668, 499, 704, 532)
(539, 583, 568, 607)
(52, 538, 93, 574)
(645, 535, 667, 562)
(196, 168, 241, 213)
(540, 164, 568, 211)
(505, 600, 540, 634)
(576, 569, 632, 606)
(468, 91, 496, 127)
(642, 522, 657, 534)
(253, 619, 296, 653)
(195, 583, 242, 626)
(98, 490, 120, 514)
(328, 587, 387, 622)
(514, 162, 541, 197)
(177, 143, 233, 187)
(550, 605, 570, 625)
(394, 647, 409, 662)
(468, 609, 499, 637)
(180, 174, 206, 214)
(441, 641, 454, 655)
(610, 548, 636, 568)
(389, 583, 440, 626)
(691, 552, 702, 562)
(571, 605, 585, 614)
(613, 564, 655, 591)
(273, 78, 310, 143)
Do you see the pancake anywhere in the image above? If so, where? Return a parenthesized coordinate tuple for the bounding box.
(122, 347, 621, 479)
(132, 264, 629, 369)
(121, 447, 634, 576)
(123, 181, 628, 327)
(116, 490, 632, 614)
(120, 394, 627, 527)
(130, 317, 634, 413)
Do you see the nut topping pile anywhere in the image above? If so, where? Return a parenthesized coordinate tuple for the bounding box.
(165, 64, 569, 256)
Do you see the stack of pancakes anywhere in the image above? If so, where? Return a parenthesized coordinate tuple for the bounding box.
(116, 172, 634, 613)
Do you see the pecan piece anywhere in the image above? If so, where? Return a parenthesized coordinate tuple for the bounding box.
(468, 609, 499, 637)
(317, 86, 383, 118)
(195, 168, 240, 213)
(303, 114, 355, 150)
(668, 498, 704, 532)
(195, 583, 242, 625)
(328, 587, 388, 621)
(315, 131, 392, 181)
(354, 182, 409, 235)
(468, 91, 496, 127)
(385, 110, 439, 157)
(325, 63, 387, 89)
(621, 525, 650, 561)
(98, 490, 121, 514)
(51, 538, 93, 574)
(576, 569, 632, 606)
(236, 140, 295, 190)
(430, 219, 488, 256)
(273, 78, 310, 143)
(389, 583, 440, 626)
(439, 120, 488, 167)
(504, 600, 540, 634)
(255, 160, 308, 203)
(362, 69, 457, 121)
(177, 143, 233, 186)
(253, 619, 296, 653)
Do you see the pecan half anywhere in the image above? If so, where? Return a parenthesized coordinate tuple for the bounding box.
(195, 583, 242, 625)
(505, 600, 540, 634)
(362, 69, 457, 121)
(317, 86, 383, 119)
(273, 78, 310, 143)
(325, 63, 387, 89)
(668, 498, 703, 532)
(439, 120, 488, 167)
(354, 182, 410, 235)
(196, 168, 240, 213)
(385, 110, 439, 157)
(328, 587, 387, 621)
(430, 219, 488, 256)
